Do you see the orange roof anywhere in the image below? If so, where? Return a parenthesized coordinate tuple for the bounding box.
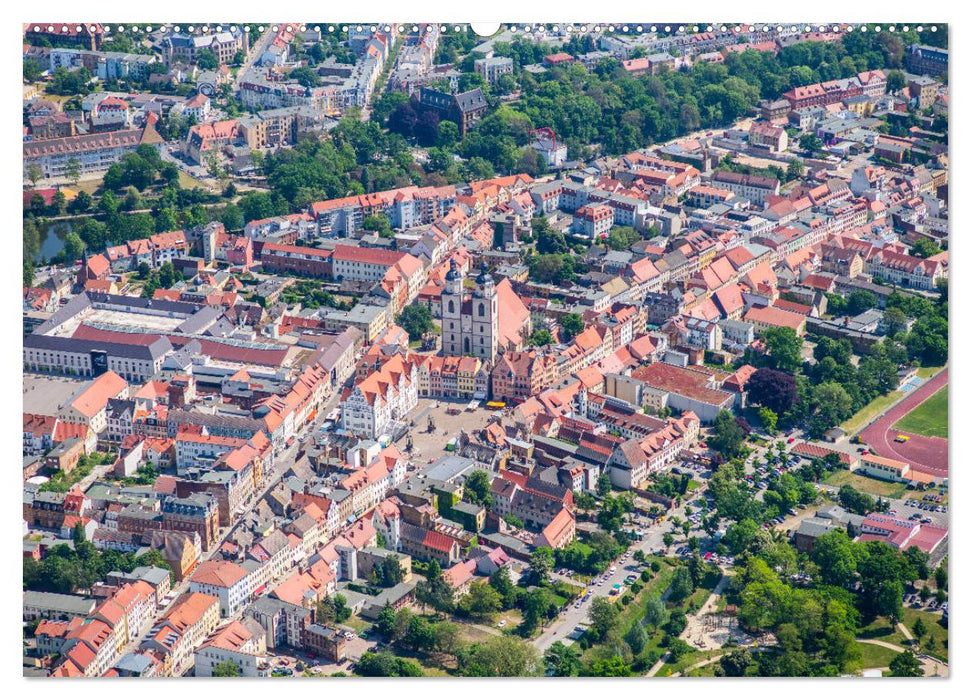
(68, 371, 127, 418)
(189, 560, 249, 588)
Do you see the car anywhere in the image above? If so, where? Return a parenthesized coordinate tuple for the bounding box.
(788, 508, 798, 516)
(787, 437, 795, 444)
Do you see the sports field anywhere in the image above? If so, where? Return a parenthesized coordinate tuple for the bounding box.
(893, 385, 948, 439)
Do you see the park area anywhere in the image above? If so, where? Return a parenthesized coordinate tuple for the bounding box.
(893, 385, 948, 439)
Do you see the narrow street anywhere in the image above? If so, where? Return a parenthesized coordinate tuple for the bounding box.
(119, 389, 344, 668)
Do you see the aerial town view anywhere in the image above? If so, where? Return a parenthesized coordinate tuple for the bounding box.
(21, 20, 949, 679)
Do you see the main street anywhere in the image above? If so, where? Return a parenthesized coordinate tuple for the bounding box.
(118, 387, 345, 666)
(533, 491, 702, 652)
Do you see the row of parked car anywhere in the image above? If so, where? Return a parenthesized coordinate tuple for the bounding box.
(904, 593, 946, 611)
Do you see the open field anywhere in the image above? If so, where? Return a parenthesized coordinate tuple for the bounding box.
(822, 470, 909, 499)
(893, 385, 948, 439)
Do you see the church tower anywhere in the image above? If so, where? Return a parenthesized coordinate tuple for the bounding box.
(441, 259, 464, 356)
(471, 262, 498, 363)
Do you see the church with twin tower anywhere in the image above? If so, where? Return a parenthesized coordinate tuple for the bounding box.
(440, 259, 498, 363)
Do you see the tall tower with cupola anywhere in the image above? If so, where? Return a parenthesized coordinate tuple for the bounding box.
(441, 259, 464, 356)
(470, 262, 498, 363)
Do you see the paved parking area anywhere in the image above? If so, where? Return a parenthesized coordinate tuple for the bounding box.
(23, 373, 86, 415)
(401, 398, 501, 465)
(270, 635, 376, 677)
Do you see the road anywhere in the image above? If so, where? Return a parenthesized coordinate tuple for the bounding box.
(534, 493, 702, 652)
(119, 388, 344, 669)
(234, 28, 276, 91)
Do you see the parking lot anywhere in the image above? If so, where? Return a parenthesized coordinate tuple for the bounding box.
(268, 634, 375, 677)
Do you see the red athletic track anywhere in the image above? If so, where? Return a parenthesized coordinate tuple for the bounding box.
(859, 368, 949, 478)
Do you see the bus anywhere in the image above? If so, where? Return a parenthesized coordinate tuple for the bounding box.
(486, 401, 506, 409)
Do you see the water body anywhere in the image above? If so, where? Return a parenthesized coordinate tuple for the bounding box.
(37, 222, 70, 261)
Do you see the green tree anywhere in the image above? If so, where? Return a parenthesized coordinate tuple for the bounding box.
(585, 656, 632, 676)
(709, 410, 746, 459)
(26, 163, 43, 187)
(596, 472, 612, 497)
(544, 640, 582, 676)
(811, 530, 858, 587)
(464, 636, 541, 677)
(799, 133, 823, 153)
(889, 650, 923, 677)
(23, 59, 42, 82)
(910, 238, 942, 259)
(464, 470, 493, 508)
(886, 70, 906, 93)
(786, 158, 805, 181)
(561, 313, 585, 342)
(758, 407, 778, 434)
(668, 567, 694, 602)
(624, 617, 647, 654)
(404, 615, 438, 651)
(883, 307, 908, 336)
(760, 326, 803, 372)
(643, 595, 668, 631)
(521, 587, 556, 632)
(911, 616, 927, 641)
(847, 290, 879, 315)
(212, 659, 241, 677)
(396, 304, 435, 342)
(375, 605, 397, 638)
(196, 49, 218, 70)
(64, 157, 82, 186)
(529, 328, 554, 346)
(457, 581, 502, 620)
(378, 556, 405, 588)
(63, 232, 86, 260)
(363, 213, 393, 238)
(588, 596, 621, 641)
(489, 567, 517, 609)
(529, 547, 555, 583)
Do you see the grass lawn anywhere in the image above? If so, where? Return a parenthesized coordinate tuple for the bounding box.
(916, 365, 945, 379)
(842, 391, 903, 434)
(822, 470, 908, 499)
(178, 170, 212, 190)
(853, 641, 898, 670)
(857, 609, 948, 663)
(659, 648, 724, 676)
(341, 615, 372, 635)
(902, 608, 948, 662)
(681, 570, 722, 612)
(893, 385, 948, 438)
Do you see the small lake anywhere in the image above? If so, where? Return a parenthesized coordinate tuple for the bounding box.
(37, 222, 70, 261)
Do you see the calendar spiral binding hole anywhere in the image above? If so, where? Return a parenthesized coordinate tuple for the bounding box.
(85, 23, 939, 36)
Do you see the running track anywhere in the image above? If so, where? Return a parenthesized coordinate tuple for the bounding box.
(859, 368, 948, 478)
